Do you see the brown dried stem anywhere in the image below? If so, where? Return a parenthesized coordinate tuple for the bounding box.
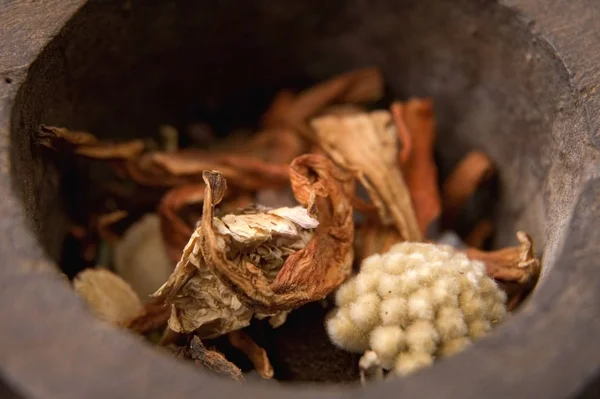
(189, 336, 244, 382)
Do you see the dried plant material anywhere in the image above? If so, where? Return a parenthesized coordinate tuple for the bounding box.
(465, 219, 494, 249)
(359, 350, 384, 384)
(464, 231, 541, 285)
(442, 151, 495, 228)
(159, 124, 179, 153)
(158, 184, 206, 262)
(126, 298, 171, 334)
(114, 214, 173, 301)
(154, 155, 354, 337)
(96, 210, 128, 243)
(261, 90, 296, 128)
(392, 99, 442, 236)
(38, 125, 145, 160)
(74, 268, 143, 326)
(355, 224, 402, 262)
(120, 150, 290, 190)
(189, 336, 244, 382)
(245, 128, 307, 164)
(311, 111, 421, 241)
(228, 330, 274, 379)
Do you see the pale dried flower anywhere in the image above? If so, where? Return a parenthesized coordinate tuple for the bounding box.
(326, 242, 508, 377)
(114, 214, 173, 301)
(74, 268, 143, 326)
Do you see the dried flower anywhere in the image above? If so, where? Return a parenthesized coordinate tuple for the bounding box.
(74, 268, 143, 326)
(326, 242, 507, 376)
(154, 154, 355, 338)
(311, 110, 421, 241)
(113, 214, 174, 301)
(228, 330, 274, 379)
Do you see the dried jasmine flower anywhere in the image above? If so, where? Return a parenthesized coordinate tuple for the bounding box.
(74, 268, 143, 326)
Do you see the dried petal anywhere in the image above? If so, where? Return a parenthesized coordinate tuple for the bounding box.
(261, 90, 297, 128)
(189, 336, 244, 382)
(74, 268, 143, 326)
(311, 111, 421, 241)
(392, 99, 442, 236)
(96, 210, 128, 243)
(38, 125, 144, 160)
(442, 151, 495, 228)
(114, 214, 173, 301)
(228, 330, 274, 379)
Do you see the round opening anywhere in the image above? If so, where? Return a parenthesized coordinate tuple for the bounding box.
(7, 0, 592, 396)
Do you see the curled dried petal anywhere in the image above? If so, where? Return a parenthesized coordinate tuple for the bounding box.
(228, 330, 274, 379)
(311, 111, 421, 241)
(393, 99, 442, 236)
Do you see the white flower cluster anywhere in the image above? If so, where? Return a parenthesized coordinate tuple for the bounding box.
(326, 242, 507, 376)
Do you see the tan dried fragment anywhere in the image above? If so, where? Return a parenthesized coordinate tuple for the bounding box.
(38, 125, 145, 160)
(311, 111, 421, 241)
(74, 268, 143, 326)
(228, 330, 274, 379)
(189, 336, 244, 382)
(154, 154, 355, 336)
(464, 231, 540, 285)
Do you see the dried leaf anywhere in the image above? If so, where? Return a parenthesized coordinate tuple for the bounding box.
(442, 151, 495, 228)
(392, 99, 442, 236)
(154, 154, 355, 336)
(38, 125, 145, 160)
(311, 111, 421, 241)
(114, 214, 174, 301)
(74, 268, 143, 326)
(189, 336, 244, 382)
(228, 330, 274, 379)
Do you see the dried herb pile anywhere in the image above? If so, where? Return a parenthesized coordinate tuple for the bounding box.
(40, 67, 541, 383)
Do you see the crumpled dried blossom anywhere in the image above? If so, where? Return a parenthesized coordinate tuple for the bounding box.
(154, 154, 355, 337)
(74, 268, 143, 326)
(310, 110, 421, 242)
(38, 125, 145, 159)
(392, 99, 442, 236)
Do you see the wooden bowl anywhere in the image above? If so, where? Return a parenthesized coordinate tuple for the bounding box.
(1, 0, 599, 397)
